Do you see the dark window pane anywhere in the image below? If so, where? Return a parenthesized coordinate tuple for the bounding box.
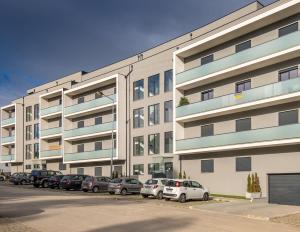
(164, 69, 173, 92)
(95, 167, 102, 176)
(133, 108, 144, 128)
(95, 141, 102, 151)
(279, 67, 298, 82)
(236, 157, 251, 172)
(236, 118, 251, 132)
(148, 104, 160, 126)
(78, 121, 84, 128)
(279, 110, 298, 126)
(95, 117, 102, 125)
(201, 160, 214, 173)
(201, 54, 214, 65)
(236, 80, 251, 93)
(78, 97, 84, 104)
(133, 136, 144, 156)
(148, 134, 160, 155)
(201, 90, 214, 101)
(77, 168, 84, 175)
(133, 79, 144, 100)
(164, 131, 173, 153)
(78, 144, 84, 153)
(148, 74, 160, 96)
(164, 101, 173, 122)
(201, 124, 214, 137)
(279, 22, 298, 37)
(236, 40, 251, 53)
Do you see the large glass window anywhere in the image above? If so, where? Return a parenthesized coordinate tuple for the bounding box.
(78, 96, 84, 104)
(95, 116, 102, 125)
(34, 123, 39, 139)
(148, 104, 160, 126)
(164, 101, 173, 123)
(26, 106, 32, 122)
(201, 54, 214, 65)
(236, 80, 251, 93)
(133, 79, 144, 101)
(235, 40, 251, 53)
(201, 89, 214, 101)
(25, 144, 32, 160)
(77, 121, 84, 128)
(133, 164, 144, 175)
(95, 141, 102, 151)
(164, 131, 173, 153)
(236, 118, 251, 132)
(133, 108, 144, 128)
(26, 125, 32, 140)
(201, 160, 214, 173)
(148, 74, 160, 97)
(77, 168, 84, 175)
(279, 67, 298, 82)
(34, 104, 39, 120)
(279, 110, 298, 126)
(95, 167, 102, 176)
(164, 69, 173, 92)
(148, 133, 160, 155)
(77, 144, 84, 153)
(59, 162, 66, 171)
(34, 143, 39, 159)
(148, 163, 160, 175)
(201, 124, 214, 137)
(133, 136, 144, 156)
(279, 22, 298, 37)
(236, 157, 251, 172)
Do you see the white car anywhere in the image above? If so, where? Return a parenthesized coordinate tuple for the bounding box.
(141, 178, 167, 199)
(163, 179, 209, 203)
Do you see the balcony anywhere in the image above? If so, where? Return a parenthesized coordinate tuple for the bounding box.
(176, 123, 300, 154)
(64, 149, 116, 163)
(64, 121, 116, 141)
(176, 77, 300, 121)
(1, 136, 15, 144)
(40, 149, 62, 159)
(1, 117, 15, 127)
(40, 127, 62, 138)
(40, 105, 62, 118)
(176, 31, 300, 88)
(64, 94, 116, 118)
(1, 155, 15, 162)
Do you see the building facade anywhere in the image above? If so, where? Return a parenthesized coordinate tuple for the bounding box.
(1, 0, 300, 199)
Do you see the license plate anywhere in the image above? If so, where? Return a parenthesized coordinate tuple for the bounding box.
(145, 186, 151, 188)
(166, 188, 173, 191)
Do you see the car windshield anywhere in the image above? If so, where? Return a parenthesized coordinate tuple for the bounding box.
(84, 176, 93, 182)
(145, 179, 158, 185)
(111, 178, 122, 183)
(31, 170, 40, 176)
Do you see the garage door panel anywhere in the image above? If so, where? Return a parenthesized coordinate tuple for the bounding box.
(269, 174, 300, 206)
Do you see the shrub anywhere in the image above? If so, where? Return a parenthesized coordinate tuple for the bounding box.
(178, 172, 182, 179)
(179, 97, 189, 106)
(183, 171, 187, 179)
(247, 173, 262, 193)
(247, 174, 251, 193)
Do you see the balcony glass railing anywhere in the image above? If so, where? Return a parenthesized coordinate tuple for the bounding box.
(1, 136, 15, 144)
(1, 155, 15, 162)
(64, 149, 116, 162)
(176, 31, 300, 85)
(176, 123, 300, 152)
(40, 105, 62, 117)
(40, 127, 62, 137)
(64, 94, 116, 116)
(40, 149, 62, 158)
(1, 117, 15, 126)
(177, 77, 300, 118)
(64, 121, 116, 139)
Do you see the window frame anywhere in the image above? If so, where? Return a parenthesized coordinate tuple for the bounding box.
(278, 109, 298, 126)
(201, 159, 214, 173)
(133, 79, 144, 101)
(164, 69, 173, 92)
(235, 117, 251, 132)
(148, 74, 160, 97)
(235, 40, 251, 53)
(278, 22, 298, 37)
(164, 100, 173, 123)
(133, 108, 144, 128)
(201, 124, 214, 137)
(201, 89, 214, 101)
(148, 133, 160, 155)
(148, 104, 160, 126)
(236, 157, 252, 172)
(235, 79, 251, 93)
(201, 54, 214, 65)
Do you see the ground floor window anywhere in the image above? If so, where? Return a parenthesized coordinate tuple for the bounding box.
(77, 168, 84, 175)
(25, 165, 31, 170)
(133, 164, 144, 175)
(201, 159, 214, 173)
(33, 164, 40, 169)
(59, 162, 66, 171)
(95, 167, 102, 176)
(236, 157, 251, 172)
(148, 163, 160, 175)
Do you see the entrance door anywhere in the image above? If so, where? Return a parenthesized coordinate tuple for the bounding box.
(164, 162, 173, 179)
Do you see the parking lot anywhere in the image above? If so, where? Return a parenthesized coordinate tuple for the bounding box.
(0, 182, 300, 232)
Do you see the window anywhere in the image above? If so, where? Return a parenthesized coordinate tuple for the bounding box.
(95, 116, 102, 125)
(77, 168, 84, 175)
(235, 40, 251, 53)
(78, 96, 84, 104)
(236, 118, 251, 132)
(26, 106, 32, 122)
(148, 104, 160, 126)
(34, 123, 39, 139)
(8, 145, 12, 155)
(148, 133, 160, 155)
(33, 164, 40, 169)
(95, 167, 102, 176)
(236, 80, 251, 93)
(114, 165, 122, 176)
(133, 136, 144, 156)
(34, 143, 39, 159)
(279, 67, 298, 81)
(59, 99, 62, 105)
(201, 54, 214, 65)
(95, 92, 102, 99)
(95, 141, 102, 151)
(201, 160, 214, 173)
(164, 69, 173, 92)
(148, 74, 160, 96)
(201, 89, 213, 101)
(25, 165, 31, 170)
(59, 119, 62, 127)
(77, 121, 84, 128)
(236, 157, 251, 172)
(133, 108, 144, 128)
(148, 163, 160, 175)
(26, 125, 32, 140)
(25, 144, 32, 160)
(164, 101, 173, 123)
(77, 144, 84, 153)
(279, 22, 298, 37)
(164, 131, 173, 153)
(34, 104, 39, 120)
(133, 79, 144, 101)
(133, 164, 144, 175)
(201, 124, 214, 137)
(59, 162, 66, 171)
(279, 110, 298, 126)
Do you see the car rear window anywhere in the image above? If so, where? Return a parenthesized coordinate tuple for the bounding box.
(31, 170, 40, 176)
(111, 178, 122, 183)
(145, 179, 158, 185)
(161, 180, 167, 185)
(165, 180, 182, 187)
(61, 176, 72, 180)
(85, 176, 93, 182)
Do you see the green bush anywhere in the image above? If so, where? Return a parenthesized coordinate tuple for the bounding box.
(179, 97, 189, 106)
(247, 172, 262, 193)
(183, 171, 187, 179)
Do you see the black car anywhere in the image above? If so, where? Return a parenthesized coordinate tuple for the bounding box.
(31, 170, 63, 188)
(9, 172, 31, 185)
(60, 174, 89, 190)
(48, 175, 64, 189)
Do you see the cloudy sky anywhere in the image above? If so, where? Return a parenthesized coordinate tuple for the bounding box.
(0, 0, 275, 105)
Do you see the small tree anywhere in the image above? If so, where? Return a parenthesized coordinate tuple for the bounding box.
(183, 171, 187, 179)
(179, 97, 189, 106)
(178, 172, 182, 179)
(247, 174, 252, 193)
(251, 173, 255, 193)
(254, 173, 261, 193)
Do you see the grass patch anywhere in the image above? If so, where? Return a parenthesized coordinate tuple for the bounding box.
(211, 193, 246, 200)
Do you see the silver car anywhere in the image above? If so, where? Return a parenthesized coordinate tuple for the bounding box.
(141, 178, 167, 199)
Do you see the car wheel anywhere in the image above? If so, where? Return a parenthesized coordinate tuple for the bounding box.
(141, 194, 148, 198)
(165, 198, 170, 201)
(109, 192, 115, 195)
(0, 177, 4, 181)
(157, 191, 163, 200)
(14, 182, 18, 185)
(82, 189, 88, 192)
(42, 181, 48, 188)
(121, 188, 127, 196)
(20, 180, 26, 185)
(179, 194, 186, 203)
(202, 193, 209, 201)
(92, 186, 99, 193)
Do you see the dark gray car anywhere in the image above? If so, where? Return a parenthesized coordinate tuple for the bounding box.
(108, 177, 143, 195)
(82, 176, 111, 193)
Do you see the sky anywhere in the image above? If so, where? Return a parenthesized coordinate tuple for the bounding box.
(0, 0, 276, 105)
